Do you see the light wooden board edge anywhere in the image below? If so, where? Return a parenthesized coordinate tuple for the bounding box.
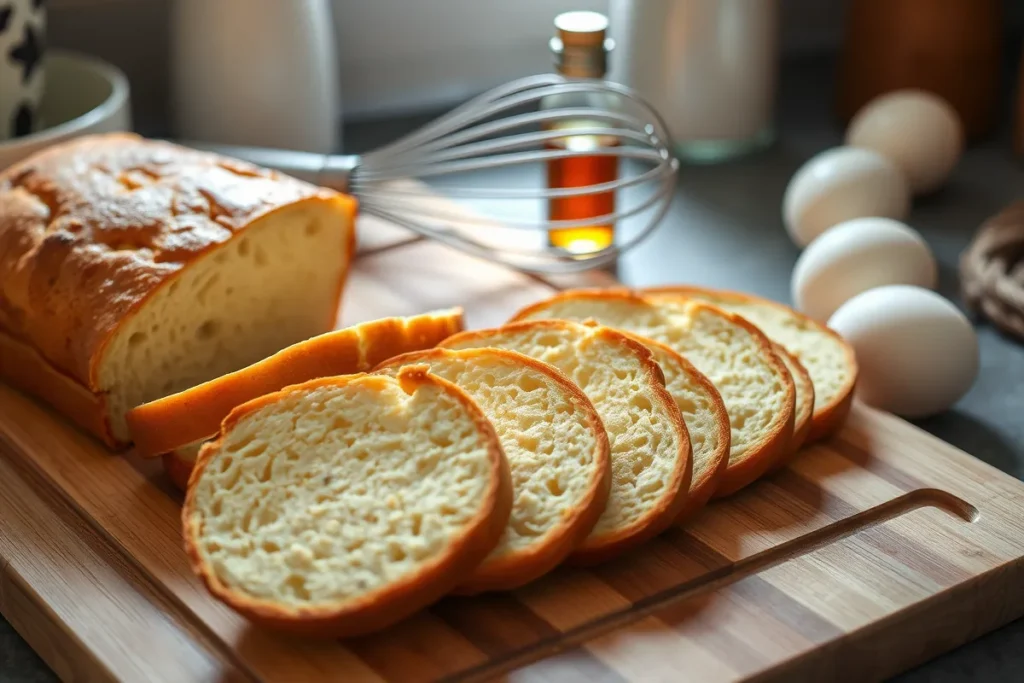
(768, 559, 1024, 682)
(0, 445, 249, 683)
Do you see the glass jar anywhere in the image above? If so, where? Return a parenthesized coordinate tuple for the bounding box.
(608, 0, 779, 163)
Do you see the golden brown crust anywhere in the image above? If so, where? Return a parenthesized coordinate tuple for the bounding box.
(439, 319, 693, 566)
(642, 285, 859, 442)
(0, 327, 117, 447)
(509, 288, 794, 499)
(127, 309, 464, 458)
(0, 133, 357, 448)
(508, 286, 643, 322)
(772, 343, 815, 463)
(373, 347, 612, 593)
(162, 450, 195, 493)
(806, 383, 856, 443)
(181, 367, 513, 638)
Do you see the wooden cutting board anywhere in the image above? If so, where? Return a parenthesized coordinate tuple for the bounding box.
(2, 218, 1024, 683)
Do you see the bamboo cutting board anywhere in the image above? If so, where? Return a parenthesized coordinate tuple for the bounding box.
(3, 218, 1024, 683)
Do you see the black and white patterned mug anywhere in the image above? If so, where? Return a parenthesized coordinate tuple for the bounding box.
(0, 0, 45, 141)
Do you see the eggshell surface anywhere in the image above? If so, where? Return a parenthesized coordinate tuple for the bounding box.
(828, 285, 978, 418)
(792, 217, 938, 322)
(846, 90, 963, 195)
(783, 147, 911, 247)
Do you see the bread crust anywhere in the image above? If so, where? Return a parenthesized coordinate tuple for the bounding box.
(509, 289, 795, 498)
(162, 450, 195, 493)
(772, 343, 815, 462)
(643, 285, 858, 442)
(181, 367, 513, 638)
(440, 319, 693, 566)
(373, 347, 612, 593)
(0, 133, 357, 449)
(127, 309, 464, 458)
(0, 327, 116, 446)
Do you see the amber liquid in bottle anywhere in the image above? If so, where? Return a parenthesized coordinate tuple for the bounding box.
(546, 120, 620, 254)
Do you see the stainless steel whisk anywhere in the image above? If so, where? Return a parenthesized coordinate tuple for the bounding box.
(190, 73, 678, 274)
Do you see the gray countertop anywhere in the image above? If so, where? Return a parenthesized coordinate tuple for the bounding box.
(3, 55, 1024, 681)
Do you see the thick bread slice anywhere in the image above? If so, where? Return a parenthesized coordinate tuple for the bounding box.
(774, 343, 815, 457)
(609, 333, 729, 521)
(128, 309, 464, 459)
(510, 290, 795, 497)
(182, 367, 513, 638)
(375, 348, 611, 593)
(645, 287, 857, 441)
(441, 320, 691, 565)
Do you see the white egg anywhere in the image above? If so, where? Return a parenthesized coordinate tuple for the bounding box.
(791, 217, 937, 322)
(846, 89, 963, 195)
(783, 146, 911, 247)
(828, 285, 979, 418)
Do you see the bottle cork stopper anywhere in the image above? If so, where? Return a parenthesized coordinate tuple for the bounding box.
(550, 11, 613, 78)
(554, 11, 608, 47)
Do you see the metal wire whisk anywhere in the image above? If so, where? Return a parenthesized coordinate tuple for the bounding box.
(189, 73, 678, 274)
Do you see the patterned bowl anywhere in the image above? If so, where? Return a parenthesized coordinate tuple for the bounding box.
(0, 49, 131, 170)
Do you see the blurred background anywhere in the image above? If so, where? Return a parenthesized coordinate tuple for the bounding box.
(46, 0, 1024, 136)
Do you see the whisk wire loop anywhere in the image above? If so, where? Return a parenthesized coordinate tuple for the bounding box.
(349, 73, 677, 274)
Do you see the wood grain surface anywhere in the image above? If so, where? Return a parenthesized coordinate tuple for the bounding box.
(2, 222, 1024, 682)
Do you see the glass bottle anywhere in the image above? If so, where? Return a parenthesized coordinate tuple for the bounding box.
(543, 11, 620, 254)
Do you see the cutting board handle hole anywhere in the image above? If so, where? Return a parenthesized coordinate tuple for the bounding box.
(909, 488, 980, 523)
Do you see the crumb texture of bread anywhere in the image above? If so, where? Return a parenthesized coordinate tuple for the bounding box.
(0, 134, 356, 446)
(442, 321, 689, 558)
(376, 348, 609, 591)
(128, 309, 463, 458)
(733, 307, 849, 417)
(645, 287, 856, 438)
(512, 294, 791, 473)
(185, 373, 506, 631)
(103, 201, 349, 440)
(637, 338, 729, 516)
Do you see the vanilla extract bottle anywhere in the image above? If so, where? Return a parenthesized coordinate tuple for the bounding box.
(542, 11, 620, 255)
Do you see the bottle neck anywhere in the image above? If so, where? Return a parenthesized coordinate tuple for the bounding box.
(550, 37, 611, 79)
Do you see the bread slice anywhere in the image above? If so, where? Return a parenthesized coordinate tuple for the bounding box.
(645, 287, 857, 441)
(774, 343, 815, 457)
(608, 333, 729, 521)
(375, 348, 610, 592)
(510, 290, 795, 497)
(441, 320, 691, 565)
(182, 367, 513, 638)
(128, 309, 464, 460)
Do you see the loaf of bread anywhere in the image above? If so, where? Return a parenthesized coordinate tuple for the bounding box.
(183, 367, 513, 638)
(0, 133, 356, 448)
(376, 347, 610, 593)
(511, 290, 795, 497)
(128, 309, 464, 460)
(645, 287, 857, 441)
(441, 320, 692, 565)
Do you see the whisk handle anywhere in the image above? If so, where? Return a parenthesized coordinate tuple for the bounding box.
(172, 140, 358, 191)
